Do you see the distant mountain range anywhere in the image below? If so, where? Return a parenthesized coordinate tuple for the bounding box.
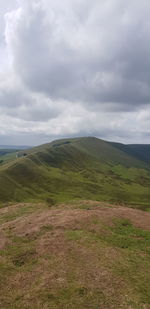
(0, 145, 29, 149)
(0, 137, 150, 210)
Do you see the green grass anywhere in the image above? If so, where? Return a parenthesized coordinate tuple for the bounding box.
(0, 137, 150, 209)
(106, 218, 150, 251)
(65, 219, 150, 307)
(66, 218, 150, 252)
(0, 234, 37, 284)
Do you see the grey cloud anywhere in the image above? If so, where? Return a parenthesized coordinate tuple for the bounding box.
(0, 82, 61, 121)
(5, 0, 150, 110)
(0, 132, 52, 146)
(0, 87, 25, 108)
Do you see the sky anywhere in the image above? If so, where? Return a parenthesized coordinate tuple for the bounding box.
(0, 0, 150, 146)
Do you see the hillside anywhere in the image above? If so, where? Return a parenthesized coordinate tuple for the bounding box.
(109, 142, 150, 165)
(0, 149, 20, 165)
(0, 137, 150, 209)
(0, 200, 150, 308)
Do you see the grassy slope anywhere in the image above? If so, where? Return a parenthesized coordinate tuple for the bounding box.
(0, 149, 19, 165)
(0, 201, 149, 309)
(0, 137, 150, 208)
(109, 142, 150, 165)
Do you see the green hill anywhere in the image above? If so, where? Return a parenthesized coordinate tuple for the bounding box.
(0, 137, 150, 209)
(109, 142, 150, 165)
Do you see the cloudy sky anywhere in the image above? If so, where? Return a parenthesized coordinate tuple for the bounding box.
(0, 0, 150, 145)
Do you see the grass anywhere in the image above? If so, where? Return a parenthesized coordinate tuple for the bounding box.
(0, 234, 37, 291)
(66, 218, 150, 252)
(0, 201, 150, 308)
(109, 218, 150, 250)
(65, 218, 150, 307)
(0, 203, 48, 224)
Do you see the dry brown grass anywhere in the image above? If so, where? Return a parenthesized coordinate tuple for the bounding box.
(0, 201, 150, 309)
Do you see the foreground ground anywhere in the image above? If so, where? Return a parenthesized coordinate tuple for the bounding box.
(0, 200, 150, 309)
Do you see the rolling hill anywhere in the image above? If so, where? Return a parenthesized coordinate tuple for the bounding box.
(0, 137, 150, 209)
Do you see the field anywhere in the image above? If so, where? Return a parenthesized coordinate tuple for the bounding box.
(0, 200, 150, 309)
